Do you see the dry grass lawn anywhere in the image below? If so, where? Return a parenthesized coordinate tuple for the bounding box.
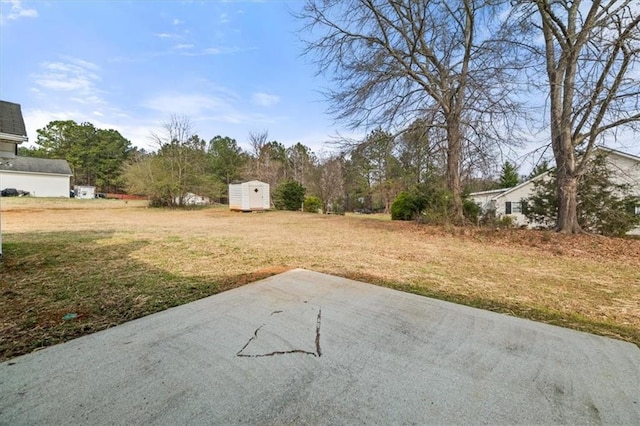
(1, 197, 639, 361)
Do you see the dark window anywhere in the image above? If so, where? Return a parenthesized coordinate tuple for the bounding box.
(505, 201, 522, 215)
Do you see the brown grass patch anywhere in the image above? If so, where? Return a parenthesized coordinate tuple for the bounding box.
(1, 197, 639, 360)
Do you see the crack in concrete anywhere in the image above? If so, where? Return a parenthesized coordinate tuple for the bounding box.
(315, 309, 322, 357)
(236, 325, 264, 356)
(236, 308, 322, 358)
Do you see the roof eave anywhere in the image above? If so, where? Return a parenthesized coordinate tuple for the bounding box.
(0, 132, 28, 143)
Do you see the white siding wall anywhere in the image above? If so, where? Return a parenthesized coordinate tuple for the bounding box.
(606, 153, 640, 196)
(468, 190, 504, 212)
(605, 153, 640, 234)
(228, 183, 246, 210)
(0, 171, 70, 197)
(494, 180, 542, 226)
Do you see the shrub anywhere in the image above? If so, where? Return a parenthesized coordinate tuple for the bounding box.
(497, 215, 516, 228)
(391, 192, 426, 220)
(463, 199, 481, 224)
(274, 180, 306, 211)
(303, 196, 322, 213)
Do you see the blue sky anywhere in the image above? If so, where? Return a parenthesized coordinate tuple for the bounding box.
(1, 0, 638, 165)
(0, 0, 355, 153)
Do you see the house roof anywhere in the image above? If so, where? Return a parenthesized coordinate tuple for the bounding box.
(230, 180, 268, 185)
(0, 156, 72, 176)
(596, 146, 640, 163)
(467, 188, 507, 196)
(0, 101, 28, 139)
(470, 171, 550, 201)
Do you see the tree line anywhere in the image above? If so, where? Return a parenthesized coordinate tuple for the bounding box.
(18, 113, 638, 234)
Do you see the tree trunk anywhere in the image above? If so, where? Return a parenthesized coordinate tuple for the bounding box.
(446, 118, 464, 224)
(555, 170, 581, 233)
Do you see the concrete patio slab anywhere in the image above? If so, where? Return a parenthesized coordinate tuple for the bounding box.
(1, 269, 639, 424)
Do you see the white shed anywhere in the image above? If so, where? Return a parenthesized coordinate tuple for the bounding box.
(229, 180, 270, 211)
(74, 185, 96, 199)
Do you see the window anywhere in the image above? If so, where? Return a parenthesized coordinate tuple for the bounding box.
(635, 205, 640, 216)
(505, 201, 522, 215)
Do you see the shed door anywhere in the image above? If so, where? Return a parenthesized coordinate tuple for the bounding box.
(248, 184, 263, 208)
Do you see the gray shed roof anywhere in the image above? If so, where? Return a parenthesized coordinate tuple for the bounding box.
(0, 156, 72, 176)
(0, 101, 27, 138)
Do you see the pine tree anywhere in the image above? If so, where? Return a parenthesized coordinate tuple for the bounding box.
(499, 162, 519, 188)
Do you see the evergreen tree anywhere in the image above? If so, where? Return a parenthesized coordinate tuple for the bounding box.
(524, 152, 640, 236)
(499, 161, 519, 188)
(274, 180, 306, 211)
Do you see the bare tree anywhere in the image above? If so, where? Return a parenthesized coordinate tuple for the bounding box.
(127, 115, 210, 206)
(245, 130, 289, 201)
(298, 0, 520, 223)
(512, 0, 640, 233)
(248, 129, 269, 160)
(287, 142, 317, 188)
(308, 152, 346, 213)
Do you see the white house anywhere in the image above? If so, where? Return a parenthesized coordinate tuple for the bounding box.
(470, 172, 551, 226)
(469, 147, 640, 234)
(1, 157, 72, 197)
(1, 100, 29, 260)
(175, 192, 211, 206)
(229, 180, 270, 211)
(0, 101, 28, 160)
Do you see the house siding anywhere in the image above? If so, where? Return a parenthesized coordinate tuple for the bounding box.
(604, 153, 640, 196)
(1, 170, 70, 197)
(493, 180, 543, 227)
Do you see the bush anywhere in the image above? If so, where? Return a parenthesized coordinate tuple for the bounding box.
(303, 196, 322, 213)
(274, 180, 306, 211)
(463, 199, 481, 224)
(391, 192, 426, 220)
(497, 215, 516, 228)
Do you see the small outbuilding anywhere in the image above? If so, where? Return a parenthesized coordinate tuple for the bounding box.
(74, 185, 96, 199)
(229, 180, 270, 211)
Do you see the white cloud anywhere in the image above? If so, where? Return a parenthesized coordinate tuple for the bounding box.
(219, 13, 229, 24)
(173, 18, 183, 25)
(1, 0, 38, 24)
(173, 43, 194, 50)
(154, 32, 178, 39)
(203, 47, 222, 55)
(142, 93, 232, 117)
(31, 59, 104, 105)
(252, 92, 280, 107)
(22, 107, 160, 151)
